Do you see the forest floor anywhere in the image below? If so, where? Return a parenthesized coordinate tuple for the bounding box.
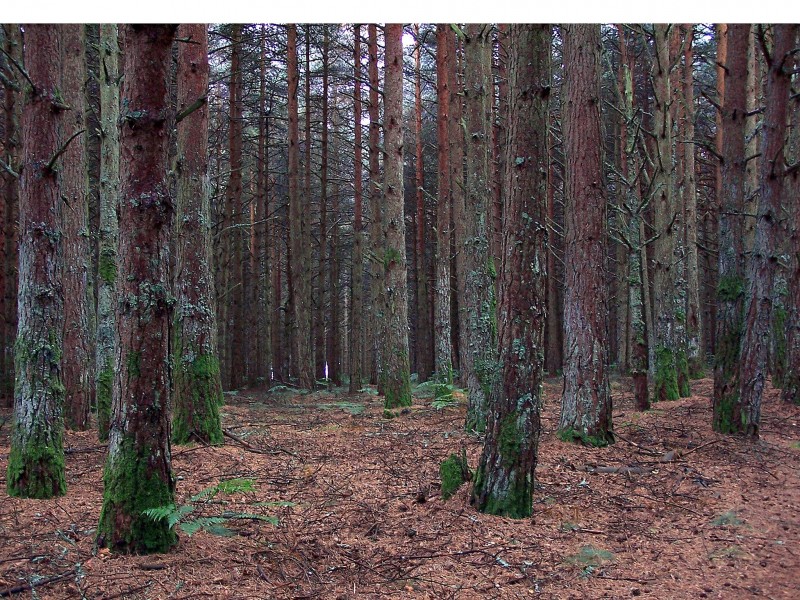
(1, 376, 799, 599)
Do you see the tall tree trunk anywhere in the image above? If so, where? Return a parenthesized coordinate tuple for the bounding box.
(545, 126, 563, 375)
(682, 24, 704, 379)
(60, 24, 91, 431)
(367, 24, 383, 388)
(651, 24, 685, 402)
(434, 24, 453, 390)
(462, 24, 497, 433)
(226, 24, 244, 389)
(256, 25, 271, 384)
(380, 24, 411, 408)
(287, 24, 314, 389)
(97, 25, 177, 553)
(617, 24, 650, 411)
(7, 24, 67, 499)
(349, 25, 365, 393)
(783, 57, 800, 404)
(320, 27, 333, 383)
(449, 31, 465, 376)
(471, 24, 550, 517)
(558, 24, 613, 445)
(1, 25, 22, 407)
(713, 24, 749, 433)
(172, 23, 223, 446)
(96, 24, 120, 441)
(737, 24, 796, 437)
(414, 24, 432, 383)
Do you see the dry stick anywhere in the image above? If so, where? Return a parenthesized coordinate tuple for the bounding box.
(0, 569, 76, 597)
(222, 429, 297, 457)
(614, 432, 662, 456)
(680, 438, 722, 458)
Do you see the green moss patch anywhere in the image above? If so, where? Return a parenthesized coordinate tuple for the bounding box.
(440, 452, 469, 500)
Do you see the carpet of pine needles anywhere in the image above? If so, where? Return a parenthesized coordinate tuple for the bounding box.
(1, 376, 799, 599)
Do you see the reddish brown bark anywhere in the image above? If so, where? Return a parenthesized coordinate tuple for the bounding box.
(738, 25, 797, 437)
(7, 24, 67, 499)
(713, 24, 749, 433)
(349, 24, 364, 393)
(434, 24, 453, 384)
(172, 24, 223, 446)
(367, 24, 382, 387)
(287, 24, 313, 389)
(97, 24, 178, 553)
(558, 24, 612, 445)
(471, 24, 550, 517)
(1, 25, 22, 406)
(60, 24, 91, 431)
(380, 23, 411, 408)
(414, 24, 432, 383)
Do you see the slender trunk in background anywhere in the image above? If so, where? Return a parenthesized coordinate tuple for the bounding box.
(97, 25, 177, 553)
(682, 24, 704, 379)
(307, 26, 323, 383)
(95, 24, 120, 440)
(491, 24, 508, 280)
(60, 24, 92, 431)
(172, 23, 223, 446)
(545, 126, 562, 375)
(617, 24, 650, 411)
(651, 24, 685, 402)
(434, 24, 453, 390)
(744, 26, 760, 270)
(613, 39, 630, 374)
(367, 24, 383, 388)
(349, 25, 364, 393)
(471, 24, 550, 517)
(558, 24, 613, 445)
(461, 23, 497, 433)
(738, 24, 796, 437)
(449, 31, 464, 375)
(256, 25, 271, 384)
(380, 23, 411, 409)
(1, 25, 22, 406)
(287, 24, 314, 390)
(783, 62, 800, 404)
(414, 24, 433, 383)
(226, 24, 245, 389)
(7, 24, 67, 499)
(329, 98, 342, 386)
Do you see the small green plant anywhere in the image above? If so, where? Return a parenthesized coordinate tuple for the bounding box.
(565, 545, 615, 567)
(711, 511, 744, 527)
(440, 450, 470, 500)
(318, 401, 365, 415)
(143, 478, 281, 538)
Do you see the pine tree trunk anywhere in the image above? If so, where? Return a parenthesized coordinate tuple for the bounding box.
(414, 25, 432, 383)
(713, 24, 749, 432)
(651, 24, 684, 402)
(462, 24, 497, 433)
(287, 25, 314, 390)
(97, 25, 178, 553)
(6, 24, 67, 499)
(367, 24, 383, 389)
(321, 27, 333, 384)
(618, 25, 650, 411)
(95, 24, 120, 441)
(471, 24, 550, 517)
(682, 25, 704, 379)
(60, 25, 92, 431)
(380, 24, 411, 409)
(257, 25, 271, 384)
(434, 24, 454, 389)
(449, 32, 465, 376)
(349, 25, 364, 393)
(737, 24, 796, 437)
(1, 25, 22, 406)
(783, 82, 800, 404)
(171, 24, 223, 446)
(558, 24, 613, 445)
(226, 24, 245, 389)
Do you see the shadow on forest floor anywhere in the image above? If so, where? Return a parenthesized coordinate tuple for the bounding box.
(1, 376, 799, 599)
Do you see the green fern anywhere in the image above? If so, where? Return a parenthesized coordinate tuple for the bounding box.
(142, 478, 280, 538)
